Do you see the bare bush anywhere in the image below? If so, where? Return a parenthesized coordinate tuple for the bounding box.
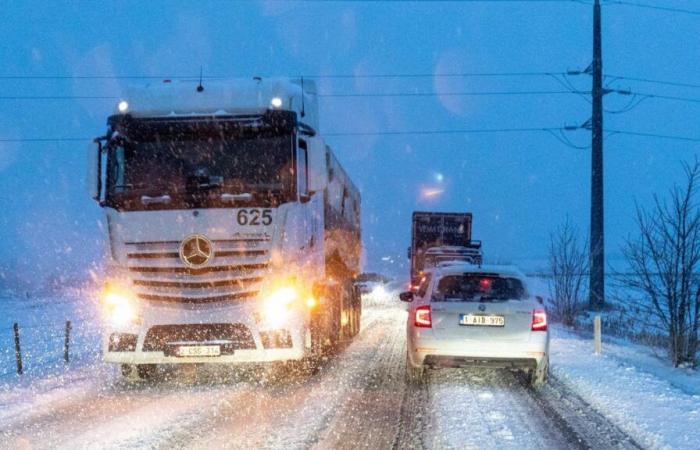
(621, 161, 700, 368)
(548, 219, 588, 326)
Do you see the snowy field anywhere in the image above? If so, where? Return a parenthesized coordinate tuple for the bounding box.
(0, 283, 698, 449)
(0, 290, 101, 380)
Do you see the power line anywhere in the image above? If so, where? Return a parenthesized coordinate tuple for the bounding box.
(325, 127, 562, 136)
(606, 74, 700, 89)
(2, 127, 698, 142)
(0, 96, 119, 100)
(604, 0, 700, 16)
(0, 71, 567, 81)
(0, 90, 587, 101)
(320, 90, 586, 97)
(605, 129, 700, 142)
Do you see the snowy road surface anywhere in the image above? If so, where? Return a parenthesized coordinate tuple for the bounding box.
(1, 292, 642, 450)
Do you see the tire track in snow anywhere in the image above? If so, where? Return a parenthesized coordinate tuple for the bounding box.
(525, 375, 645, 450)
(153, 305, 392, 449)
(311, 307, 406, 449)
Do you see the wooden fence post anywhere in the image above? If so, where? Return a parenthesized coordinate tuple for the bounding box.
(13, 323, 23, 375)
(594, 315, 602, 355)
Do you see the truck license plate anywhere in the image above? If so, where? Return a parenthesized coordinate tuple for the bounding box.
(459, 314, 505, 327)
(176, 345, 221, 357)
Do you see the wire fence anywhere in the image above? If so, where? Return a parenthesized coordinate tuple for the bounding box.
(0, 319, 101, 379)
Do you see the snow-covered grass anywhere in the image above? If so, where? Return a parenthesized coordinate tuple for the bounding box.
(0, 290, 100, 380)
(551, 326, 700, 450)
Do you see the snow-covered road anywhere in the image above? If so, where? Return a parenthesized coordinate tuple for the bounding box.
(1, 293, 642, 450)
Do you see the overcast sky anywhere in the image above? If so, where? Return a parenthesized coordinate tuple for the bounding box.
(0, 0, 699, 287)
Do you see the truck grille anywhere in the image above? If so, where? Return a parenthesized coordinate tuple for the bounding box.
(126, 237, 270, 304)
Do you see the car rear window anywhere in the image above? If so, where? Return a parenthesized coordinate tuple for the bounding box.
(432, 274, 526, 302)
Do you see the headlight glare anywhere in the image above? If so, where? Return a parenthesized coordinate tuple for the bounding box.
(102, 285, 139, 327)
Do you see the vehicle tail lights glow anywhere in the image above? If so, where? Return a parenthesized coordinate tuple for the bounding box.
(415, 305, 432, 328)
(531, 309, 548, 331)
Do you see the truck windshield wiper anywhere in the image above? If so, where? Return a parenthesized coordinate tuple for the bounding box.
(220, 192, 253, 203)
(140, 194, 172, 205)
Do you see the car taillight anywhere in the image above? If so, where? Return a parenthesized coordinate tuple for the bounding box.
(532, 309, 547, 331)
(415, 305, 432, 328)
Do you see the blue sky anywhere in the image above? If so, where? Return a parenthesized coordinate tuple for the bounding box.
(0, 0, 699, 287)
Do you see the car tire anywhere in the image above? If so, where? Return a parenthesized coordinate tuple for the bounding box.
(405, 356, 425, 385)
(529, 356, 549, 388)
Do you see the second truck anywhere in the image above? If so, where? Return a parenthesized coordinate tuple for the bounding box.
(88, 77, 361, 379)
(408, 211, 482, 291)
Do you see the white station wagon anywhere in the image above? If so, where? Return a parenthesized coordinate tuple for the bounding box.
(400, 264, 549, 387)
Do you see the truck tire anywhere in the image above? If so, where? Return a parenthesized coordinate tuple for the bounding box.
(137, 364, 157, 380)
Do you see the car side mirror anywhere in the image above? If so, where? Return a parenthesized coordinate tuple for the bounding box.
(399, 291, 414, 302)
(535, 295, 544, 305)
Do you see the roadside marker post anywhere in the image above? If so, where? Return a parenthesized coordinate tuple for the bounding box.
(13, 323, 23, 375)
(593, 315, 602, 355)
(64, 320, 72, 363)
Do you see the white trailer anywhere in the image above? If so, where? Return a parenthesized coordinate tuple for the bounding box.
(88, 77, 361, 378)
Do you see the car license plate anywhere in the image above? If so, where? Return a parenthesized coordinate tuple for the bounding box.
(176, 345, 221, 357)
(459, 314, 505, 327)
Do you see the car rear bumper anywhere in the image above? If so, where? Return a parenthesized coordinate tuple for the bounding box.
(407, 332, 549, 370)
(423, 355, 537, 370)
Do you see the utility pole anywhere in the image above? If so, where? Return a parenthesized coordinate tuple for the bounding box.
(589, 0, 605, 310)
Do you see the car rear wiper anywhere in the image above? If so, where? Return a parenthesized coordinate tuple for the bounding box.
(478, 296, 509, 302)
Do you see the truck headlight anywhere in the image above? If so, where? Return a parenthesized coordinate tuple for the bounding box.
(102, 285, 140, 328)
(262, 286, 299, 328)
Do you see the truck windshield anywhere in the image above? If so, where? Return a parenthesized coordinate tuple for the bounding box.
(432, 274, 527, 302)
(105, 120, 295, 210)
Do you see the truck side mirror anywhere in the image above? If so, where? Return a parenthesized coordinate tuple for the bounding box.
(407, 246, 411, 259)
(399, 291, 414, 302)
(86, 140, 102, 202)
(307, 137, 328, 192)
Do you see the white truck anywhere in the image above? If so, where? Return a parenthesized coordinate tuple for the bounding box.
(88, 78, 361, 379)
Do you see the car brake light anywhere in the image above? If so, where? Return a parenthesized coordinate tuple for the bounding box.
(415, 305, 432, 328)
(532, 309, 547, 331)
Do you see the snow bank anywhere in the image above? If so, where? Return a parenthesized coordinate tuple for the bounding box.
(551, 326, 700, 450)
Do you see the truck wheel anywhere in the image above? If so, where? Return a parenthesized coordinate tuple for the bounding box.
(137, 364, 157, 380)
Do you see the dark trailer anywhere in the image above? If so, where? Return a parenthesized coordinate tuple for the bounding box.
(409, 212, 481, 288)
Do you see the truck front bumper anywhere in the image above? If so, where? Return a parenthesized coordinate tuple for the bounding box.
(103, 301, 310, 365)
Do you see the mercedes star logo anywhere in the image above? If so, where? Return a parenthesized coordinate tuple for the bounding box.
(478, 304, 486, 312)
(179, 234, 213, 268)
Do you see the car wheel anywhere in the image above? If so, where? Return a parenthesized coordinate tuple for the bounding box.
(530, 356, 549, 388)
(405, 355, 425, 385)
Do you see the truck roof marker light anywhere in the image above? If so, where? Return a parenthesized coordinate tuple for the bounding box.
(271, 97, 283, 108)
(118, 101, 129, 113)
